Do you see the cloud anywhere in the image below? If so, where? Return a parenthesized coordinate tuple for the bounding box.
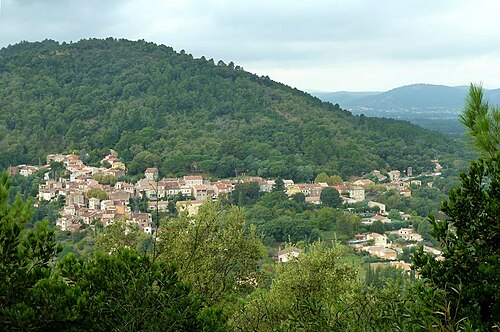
(1, 0, 500, 90)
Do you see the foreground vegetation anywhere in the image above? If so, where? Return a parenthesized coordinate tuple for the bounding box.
(1, 146, 498, 330)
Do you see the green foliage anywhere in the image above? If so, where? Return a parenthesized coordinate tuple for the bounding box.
(229, 242, 366, 331)
(231, 181, 260, 206)
(314, 172, 343, 185)
(87, 187, 107, 200)
(94, 219, 147, 254)
(387, 208, 400, 220)
(159, 201, 266, 307)
(320, 187, 341, 208)
(0, 39, 466, 179)
(0, 171, 67, 329)
(58, 249, 220, 331)
(92, 173, 116, 186)
(413, 154, 500, 328)
(460, 83, 500, 156)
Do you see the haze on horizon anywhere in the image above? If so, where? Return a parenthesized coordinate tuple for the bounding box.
(1, 0, 500, 92)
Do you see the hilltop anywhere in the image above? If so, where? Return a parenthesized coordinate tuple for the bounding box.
(0, 39, 467, 179)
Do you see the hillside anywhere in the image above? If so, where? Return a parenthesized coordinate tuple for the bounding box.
(0, 39, 467, 179)
(312, 84, 500, 135)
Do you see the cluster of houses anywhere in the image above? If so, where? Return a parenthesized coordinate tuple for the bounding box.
(8, 153, 360, 234)
(8, 152, 443, 239)
(348, 229, 441, 264)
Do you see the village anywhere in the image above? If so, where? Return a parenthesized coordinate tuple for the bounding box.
(8, 152, 444, 264)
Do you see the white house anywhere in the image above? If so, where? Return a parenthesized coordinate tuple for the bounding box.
(277, 247, 300, 263)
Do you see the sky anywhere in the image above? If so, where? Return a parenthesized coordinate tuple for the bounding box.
(1, 0, 500, 92)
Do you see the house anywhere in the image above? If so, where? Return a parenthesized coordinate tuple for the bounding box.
(88, 198, 100, 210)
(366, 233, 388, 247)
(192, 185, 209, 201)
(56, 217, 73, 231)
(368, 201, 386, 214)
(390, 260, 412, 271)
(386, 181, 411, 193)
(47, 154, 65, 164)
(213, 181, 234, 197)
(116, 182, 135, 194)
(147, 200, 170, 212)
(353, 179, 374, 187)
(135, 178, 158, 199)
(399, 228, 422, 241)
(305, 196, 321, 204)
(283, 179, 294, 188)
(260, 180, 275, 193)
(389, 228, 423, 242)
(348, 186, 365, 202)
(19, 165, 39, 177)
(67, 192, 86, 206)
(180, 184, 193, 197)
(371, 170, 387, 182)
(183, 175, 203, 186)
(401, 213, 412, 221)
(176, 200, 204, 216)
(369, 214, 392, 223)
(144, 168, 159, 180)
(63, 154, 83, 167)
(101, 154, 118, 166)
(388, 170, 401, 181)
(277, 247, 300, 263)
(295, 183, 328, 197)
(131, 213, 155, 234)
(109, 190, 131, 201)
(365, 246, 398, 260)
(162, 180, 182, 197)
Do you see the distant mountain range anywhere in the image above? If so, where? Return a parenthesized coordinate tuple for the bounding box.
(312, 84, 500, 135)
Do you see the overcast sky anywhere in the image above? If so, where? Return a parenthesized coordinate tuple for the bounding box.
(1, 0, 500, 91)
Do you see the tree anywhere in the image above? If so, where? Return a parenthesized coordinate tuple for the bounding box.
(87, 188, 107, 200)
(0, 172, 70, 330)
(460, 83, 500, 156)
(413, 154, 500, 328)
(290, 192, 306, 205)
(229, 242, 367, 331)
(413, 84, 500, 328)
(159, 201, 266, 307)
(58, 249, 221, 331)
(387, 209, 400, 221)
(272, 178, 285, 192)
(370, 220, 385, 234)
(320, 187, 341, 208)
(314, 173, 343, 186)
(314, 172, 330, 183)
(94, 219, 146, 254)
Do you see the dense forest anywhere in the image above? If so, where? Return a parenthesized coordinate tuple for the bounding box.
(0, 38, 468, 179)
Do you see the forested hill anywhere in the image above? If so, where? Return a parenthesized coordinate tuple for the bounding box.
(0, 38, 466, 180)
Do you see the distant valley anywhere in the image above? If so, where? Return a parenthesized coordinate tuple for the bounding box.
(312, 84, 500, 135)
